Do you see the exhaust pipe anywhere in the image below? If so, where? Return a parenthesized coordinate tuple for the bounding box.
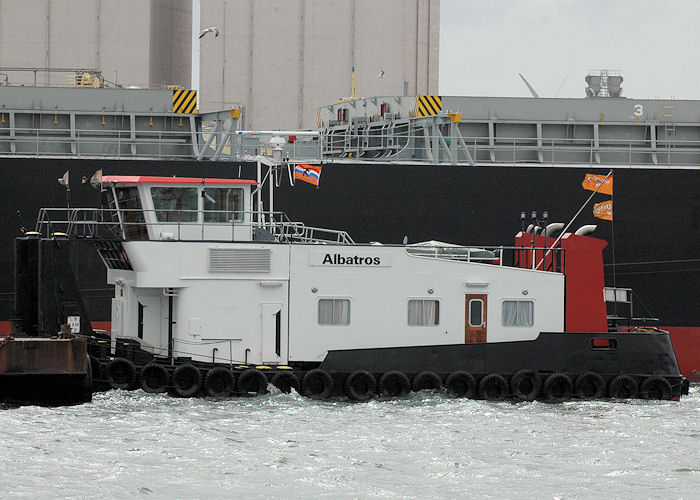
(575, 224, 597, 236)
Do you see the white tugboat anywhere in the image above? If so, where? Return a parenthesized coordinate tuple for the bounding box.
(22, 162, 687, 402)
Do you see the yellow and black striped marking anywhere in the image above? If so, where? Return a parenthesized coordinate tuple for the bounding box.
(414, 95, 442, 117)
(172, 89, 198, 114)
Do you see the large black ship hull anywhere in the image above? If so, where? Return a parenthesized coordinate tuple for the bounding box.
(0, 158, 698, 378)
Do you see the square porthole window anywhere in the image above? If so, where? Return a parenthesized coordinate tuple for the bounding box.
(318, 299, 351, 325)
(502, 300, 534, 327)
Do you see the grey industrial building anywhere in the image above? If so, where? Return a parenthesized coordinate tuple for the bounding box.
(199, 0, 440, 128)
(0, 0, 439, 129)
(0, 0, 192, 89)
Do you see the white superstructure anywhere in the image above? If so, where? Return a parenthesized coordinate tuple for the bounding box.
(101, 173, 564, 366)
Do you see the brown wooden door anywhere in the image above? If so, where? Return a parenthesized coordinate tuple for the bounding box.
(465, 294, 487, 343)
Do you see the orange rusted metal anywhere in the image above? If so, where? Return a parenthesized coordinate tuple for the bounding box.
(0, 337, 87, 375)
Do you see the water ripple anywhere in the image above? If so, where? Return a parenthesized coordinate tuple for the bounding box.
(0, 386, 698, 498)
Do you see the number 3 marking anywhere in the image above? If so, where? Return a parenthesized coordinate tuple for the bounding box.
(633, 104, 643, 117)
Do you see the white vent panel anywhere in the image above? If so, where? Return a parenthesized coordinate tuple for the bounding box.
(209, 248, 271, 273)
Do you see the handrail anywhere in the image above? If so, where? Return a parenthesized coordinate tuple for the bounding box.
(33, 207, 354, 245)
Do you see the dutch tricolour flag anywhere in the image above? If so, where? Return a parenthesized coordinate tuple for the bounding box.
(294, 164, 322, 186)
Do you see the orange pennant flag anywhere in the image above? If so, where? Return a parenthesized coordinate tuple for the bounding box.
(582, 173, 613, 195)
(593, 199, 613, 221)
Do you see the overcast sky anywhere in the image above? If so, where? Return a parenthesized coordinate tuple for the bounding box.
(439, 0, 700, 99)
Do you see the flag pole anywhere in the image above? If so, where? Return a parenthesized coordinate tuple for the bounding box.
(537, 169, 613, 269)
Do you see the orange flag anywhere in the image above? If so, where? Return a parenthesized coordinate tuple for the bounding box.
(582, 173, 613, 195)
(593, 200, 613, 221)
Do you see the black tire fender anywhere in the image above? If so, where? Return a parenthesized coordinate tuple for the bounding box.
(378, 371, 410, 397)
(574, 371, 606, 400)
(639, 376, 672, 400)
(412, 371, 442, 392)
(237, 368, 268, 396)
(171, 364, 202, 398)
(203, 367, 236, 397)
(608, 374, 638, 399)
(444, 371, 477, 398)
(271, 372, 300, 394)
(542, 373, 573, 403)
(509, 369, 541, 401)
(141, 363, 169, 393)
(479, 373, 508, 401)
(301, 369, 334, 399)
(106, 357, 136, 390)
(344, 370, 377, 402)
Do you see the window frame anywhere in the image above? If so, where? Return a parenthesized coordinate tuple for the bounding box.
(317, 298, 351, 326)
(149, 186, 199, 223)
(501, 299, 535, 328)
(468, 299, 484, 327)
(203, 186, 245, 223)
(407, 298, 440, 327)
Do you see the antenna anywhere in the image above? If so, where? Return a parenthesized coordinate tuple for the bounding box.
(351, 66, 357, 99)
(518, 73, 540, 98)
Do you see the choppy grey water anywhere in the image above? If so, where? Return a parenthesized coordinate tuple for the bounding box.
(1, 387, 698, 499)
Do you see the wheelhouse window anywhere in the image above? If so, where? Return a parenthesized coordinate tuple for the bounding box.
(408, 299, 440, 326)
(151, 187, 198, 222)
(203, 187, 244, 222)
(318, 299, 350, 326)
(114, 187, 147, 240)
(502, 300, 534, 327)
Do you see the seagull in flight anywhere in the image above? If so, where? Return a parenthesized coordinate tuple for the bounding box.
(199, 27, 220, 39)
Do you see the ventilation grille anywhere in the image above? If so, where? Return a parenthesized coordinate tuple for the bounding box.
(209, 248, 271, 273)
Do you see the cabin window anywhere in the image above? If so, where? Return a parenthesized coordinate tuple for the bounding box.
(318, 299, 350, 326)
(468, 299, 484, 327)
(150, 187, 198, 222)
(502, 300, 534, 327)
(203, 187, 244, 222)
(408, 299, 440, 326)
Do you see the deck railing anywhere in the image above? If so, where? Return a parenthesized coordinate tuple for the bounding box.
(33, 207, 354, 245)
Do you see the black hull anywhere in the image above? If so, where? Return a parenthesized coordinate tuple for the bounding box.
(321, 332, 682, 378)
(0, 158, 698, 329)
(90, 331, 687, 401)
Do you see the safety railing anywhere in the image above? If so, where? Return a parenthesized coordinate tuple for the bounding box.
(33, 207, 354, 245)
(3, 120, 700, 168)
(404, 243, 565, 272)
(320, 120, 700, 167)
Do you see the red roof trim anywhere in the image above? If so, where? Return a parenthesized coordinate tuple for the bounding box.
(101, 175, 257, 185)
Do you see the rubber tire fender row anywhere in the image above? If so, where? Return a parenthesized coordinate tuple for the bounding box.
(141, 363, 169, 393)
(608, 374, 638, 399)
(378, 371, 410, 397)
(639, 376, 673, 400)
(271, 372, 300, 394)
(574, 371, 606, 400)
(238, 368, 268, 397)
(171, 364, 202, 398)
(509, 370, 541, 401)
(90, 356, 111, 393)
(444, 371, 477, 398)
(302, 369, 334, 400)
(344, 370, 377, 402)
(479, 373, 508, 401)
(542, 373, 573, 403)
(106, 357, 136, 390)
(203, 367, 236, 397)
(412, 371, 442, 392)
